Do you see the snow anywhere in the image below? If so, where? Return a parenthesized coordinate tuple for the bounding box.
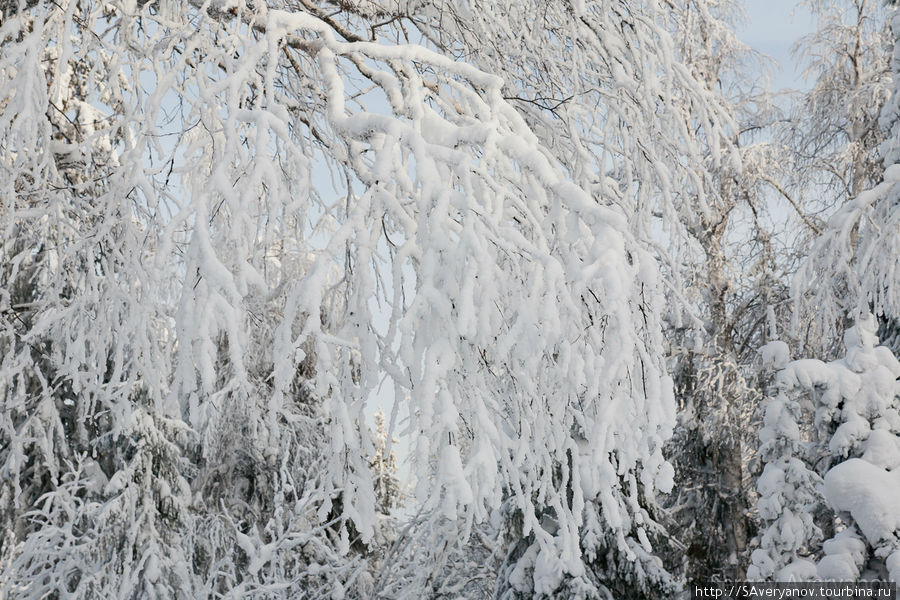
(144, 555, 161, 584)
(775, 559, 818, 582)
(829, 412, 873, 459)
(886, 549, 900, 582)
(760, 340, 790, 370)
(822, 529, 867, 559)
(817, 554, 861, 581)
(884, 163, 900, 182)
(760, 398, 801, 448)
(823, 459, 900, 545)
(655, 460, 675, 494)
(861, 428, 900, 470)
(754, 313, 900, 585)
(818, 528, 866, 581)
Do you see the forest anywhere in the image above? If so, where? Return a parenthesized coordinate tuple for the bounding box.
(1, 0, 899, 597)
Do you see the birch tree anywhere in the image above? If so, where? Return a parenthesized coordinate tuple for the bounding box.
(789, 0, 895, 355)
(649, 0, 794, 582)
(387, 0, 777, 591)
(790, 0, 892, 204)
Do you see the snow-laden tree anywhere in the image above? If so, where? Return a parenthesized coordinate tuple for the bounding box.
(790, 0, 897, 355)
(292, 0, 765, 596)
(788, 0, 892, 206)
(392, 0, 784, 585)
(647, 0, 796, 582)
(814, 317, 900, 581)
(748, 333, 824, 582)
(777, 4, 900, 584)
(0, 0, 718, 597)
(749, 317, 900, 583)
(796, 161, 900, 353)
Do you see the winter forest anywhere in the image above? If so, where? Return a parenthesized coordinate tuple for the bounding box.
(3, 0, 900, 597)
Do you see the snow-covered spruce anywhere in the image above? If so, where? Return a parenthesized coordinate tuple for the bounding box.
(777, 4, 900, 582)
(815, 318, 900, 581)
(748, 338, 823, 581)
(750, 317, 900, 583)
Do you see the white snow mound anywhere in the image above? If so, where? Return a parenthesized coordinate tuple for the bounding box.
(823, 458, 900, 544)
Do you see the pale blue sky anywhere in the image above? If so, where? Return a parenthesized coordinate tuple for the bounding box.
(738, 0, 816, 91)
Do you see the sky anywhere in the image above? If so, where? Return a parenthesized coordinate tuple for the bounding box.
(738, 0, 817, 91)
